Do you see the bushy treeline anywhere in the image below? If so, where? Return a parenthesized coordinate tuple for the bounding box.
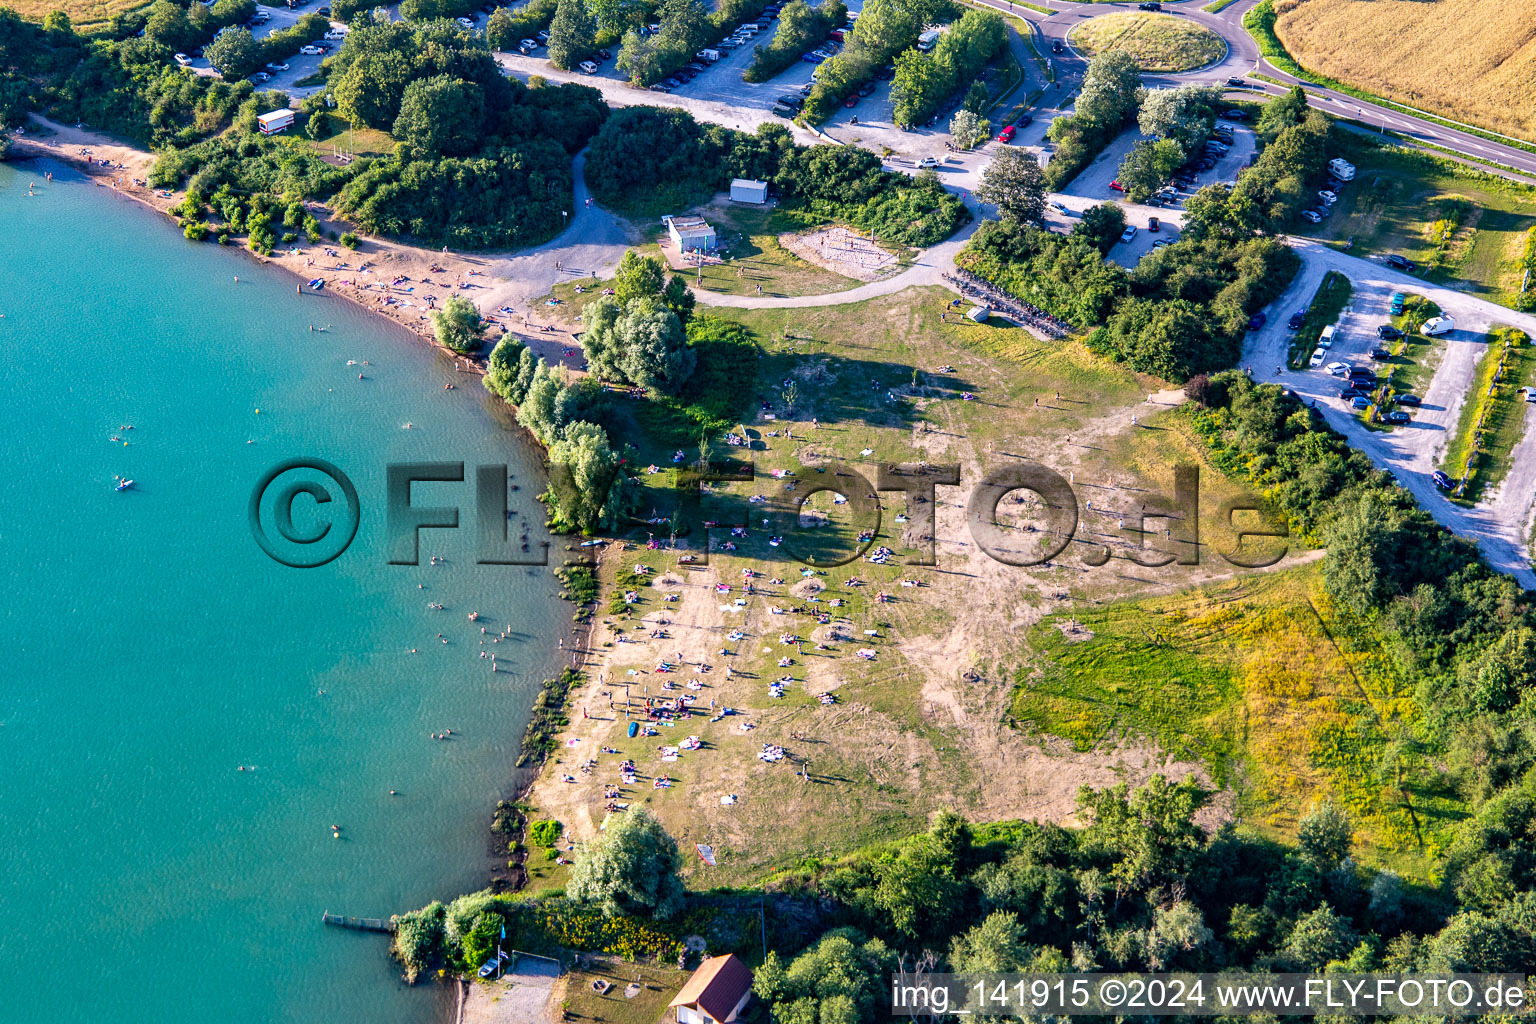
(803, 0, 945, 123)
(743, 0, 844, 83)
(1184, 95, 1332, 239)
(585, 105, 968, 245)
(1115, 83, 1224, 202)
(139, 0, 255, 56)
(1190, 371, 1536, 887)
(890, 7, 1003, 128)
(616, 0, 774, 87)
(765, 783, 1536, 992)
(1043, 49, 1140, 190)
(961, 217, 1297, 379)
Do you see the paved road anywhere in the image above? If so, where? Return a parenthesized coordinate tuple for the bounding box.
(999, 0, 1536, 181)
(1241, 238, 1536, 585)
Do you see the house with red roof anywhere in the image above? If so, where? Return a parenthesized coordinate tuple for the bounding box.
(668, 954, 754, 1024)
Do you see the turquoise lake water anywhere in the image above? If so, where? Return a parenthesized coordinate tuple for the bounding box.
(0, 159, 567, 1023)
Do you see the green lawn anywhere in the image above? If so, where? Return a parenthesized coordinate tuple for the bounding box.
(303, 124, 396, 161)
(1069, 12, 1226, 73)
(1440, 327, 1536, 503)
(1293, 138, 1536, 308)
(689, 205, 872, 299)
(1380, 294, 1447, 401)
(1288, 270, 1352, 368)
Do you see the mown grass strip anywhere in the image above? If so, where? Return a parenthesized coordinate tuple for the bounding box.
(1441, 327, 1536, 503)
(1287, 270, 1352, 368)
(1202, 0, 1241, 11)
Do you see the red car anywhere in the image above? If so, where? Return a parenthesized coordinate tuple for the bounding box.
(1109, 180, 1124, 192)
(844, 95, 858, 107)
(996, 125, 1016, 143)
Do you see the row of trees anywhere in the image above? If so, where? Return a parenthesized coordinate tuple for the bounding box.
(204, 12, 329, 80)
(801, 0, 930, 122)
(141, 0, 254, 55)
(1042, 48, 1140, 190)
(585, 105, 968, 246)
(743, 0, 845, 83)
(616, 0, 771, 86)
(890, 7, 1003, 128)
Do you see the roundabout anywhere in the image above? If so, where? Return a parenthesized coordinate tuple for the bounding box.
(1067, 11, 1228, 74)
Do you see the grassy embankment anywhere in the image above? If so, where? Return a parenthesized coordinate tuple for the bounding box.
(1292, 136, 1536, 309)
(1286, 269, 1351, 368)
(1068, 12, 1225, 73)
(1378, 293, 1445, 403)
(1440, 326, 1536, 503)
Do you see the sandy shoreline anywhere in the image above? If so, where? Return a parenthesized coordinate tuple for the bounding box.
(8, 117, 605, 376)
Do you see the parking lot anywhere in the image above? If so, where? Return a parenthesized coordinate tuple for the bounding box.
(183, 3, 337, 98)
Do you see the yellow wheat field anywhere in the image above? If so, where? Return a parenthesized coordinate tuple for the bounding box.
(1273, 0, 1536, 141)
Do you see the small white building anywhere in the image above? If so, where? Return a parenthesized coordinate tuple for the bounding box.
(258, 109, 295, 135)
(729, 178, 768, 205)
(666, 215, 717, 253)
(669, 954, 753, 1024)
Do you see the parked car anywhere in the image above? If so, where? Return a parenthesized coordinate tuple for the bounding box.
(299, 44, 323, 54)
(1385, 254, 1416, 270)
(1422, 316, 1455, 335)
(1247, 312, 1266, 331)
(1152, 238, 1172, 249)
(1351, 396, 1372, 409)
(997, 125, 1017, 143)
(1299, 210, 1322, 224)
(1370, 348, 1391, 361)
(1340, 387, 1367, 400)
(174, 52, 191, 64)
(1223, 109, 1248, 120)
(917, 156, 941, 168)
(1433, 470, 1453, 489)
(1377, 325, 1403, 340)
(1384, 410, 1412, 424)
(1309, 348, 1327, 367)
(536, 29, 550, 41)
(858, 81, 876, 97)
(251, 71, 270, 81)
(520, 38, 538, 50)
(1109, 179, 1123, 191)
(1120, 225, 1138, 244)
(1389, 291, 1407, 315)
(579, 60, 598, 73)
(265, 61, 289, 71)
(1197, 157, 1216, 171)
(664, 77, 682, 88)
(456, 16, 474, 26)
(598, 49, 611, 59)
(1318, 189, 1338, 205)
(1148, 216, 1159, 232)
(1395, 393, 1422, 406)
(1226, 76, 1245, 86)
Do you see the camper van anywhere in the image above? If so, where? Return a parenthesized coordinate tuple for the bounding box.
(1328, 158, 1355, 181)
(917, 28, 941, 51)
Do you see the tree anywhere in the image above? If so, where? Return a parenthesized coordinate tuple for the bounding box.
(962, 79, 990, 114)
(547, 420, 625, 531)
(484, 335, 530, 402)
(1115, 137, 1184, 201)
(950, 911, 1031, 972)
(566, 807, 686, 918)
(393, 75, 484, 157)
(891, 48, 943, 128)
(1258, 84, 1309, 138)
(616, 301, 694, 394)
(144, 0, 194, 51)
(546, 0, 595, 70)
(1072, 202, 1126, 253)
(1075, 49, 1140, 130)
(613, 250, 665, 306)
(1296, 801, 1353, 869)
(333, 47, 418, 129)
(205, 26, 260, 79)
(1138, 84, 1221, 157)
(1282, 904, 1358, 969)
(976, 147, 1046, 224)
(432, 295, 485, 353)
(949, 109, 989, 149)
(1078, 776, 1210, 896)
(752, 928, 893, 1024)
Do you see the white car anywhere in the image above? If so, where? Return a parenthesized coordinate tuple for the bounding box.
(456, 16, 474, 26)
(1326, 361, 1350, 375)
(916, 156, 941, 168)
(1318, 189, 1338, 205)
(1309, 348, 1326, 367)
(579, 60, 598, 73)
(251, 71, 270, 82)
(1119, 225, 1138, 243)
(1423, 316, 1456, 336)
(174, 52, 191, 64)
(1299, 209, 1322, 224)
(299, 44, 323, 54)
(266, 61, 289, 71)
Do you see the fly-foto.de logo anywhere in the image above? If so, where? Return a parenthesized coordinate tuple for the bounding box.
(249, 457, 1288, 572)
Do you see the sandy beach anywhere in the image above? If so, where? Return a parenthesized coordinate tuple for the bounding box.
(9, 116, 614, 376)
